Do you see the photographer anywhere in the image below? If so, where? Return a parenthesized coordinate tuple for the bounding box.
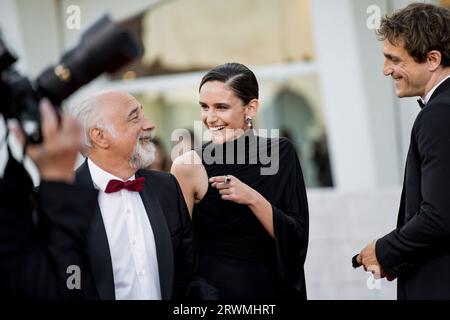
(0, 100, 98, 299)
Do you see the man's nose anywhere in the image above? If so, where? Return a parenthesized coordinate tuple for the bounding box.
(383, 61, 393, 76)
(142, 117, 155, 131)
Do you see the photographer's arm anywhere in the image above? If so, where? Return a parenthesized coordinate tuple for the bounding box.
(0, 101, 97, 299)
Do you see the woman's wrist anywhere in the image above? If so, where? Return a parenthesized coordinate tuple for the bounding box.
(248, 190, 267, 210)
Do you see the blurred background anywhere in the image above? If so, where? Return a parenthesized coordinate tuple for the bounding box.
(1, 0, 447, 299)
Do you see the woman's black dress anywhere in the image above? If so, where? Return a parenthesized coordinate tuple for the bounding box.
(193, 130, 309, 300)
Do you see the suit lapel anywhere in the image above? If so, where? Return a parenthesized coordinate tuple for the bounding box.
(76, 161, 115, 300)
(136, 170, 174, 300)
(428, 77, 450, 103)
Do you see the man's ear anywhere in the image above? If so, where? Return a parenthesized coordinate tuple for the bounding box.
(245, 99, 259, 118)
(427, 50, 442, 72)
(89, 127, 109, 149)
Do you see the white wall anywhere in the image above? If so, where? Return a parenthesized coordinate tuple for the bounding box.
(310, 0, 402, 191)
(306, 188, 399, 299)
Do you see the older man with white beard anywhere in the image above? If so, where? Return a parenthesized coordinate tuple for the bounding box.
(71, 90, 217, 300)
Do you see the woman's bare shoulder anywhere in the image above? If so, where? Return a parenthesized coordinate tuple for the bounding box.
(171, 150, 209, 203)
(171, 150, 205, 180)
(172, 150, 203, 166)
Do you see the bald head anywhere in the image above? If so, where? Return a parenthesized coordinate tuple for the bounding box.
(94, 90, 135, 112)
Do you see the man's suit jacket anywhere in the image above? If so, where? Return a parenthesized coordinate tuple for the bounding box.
(75, 161, 216, 300)
(376, 78, 450, 300)
(0, 153, 98, 299)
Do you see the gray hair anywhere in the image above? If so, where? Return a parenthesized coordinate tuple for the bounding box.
(69, 95, 115, 157)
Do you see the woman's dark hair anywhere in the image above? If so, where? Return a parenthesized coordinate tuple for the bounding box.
(199, 62, 259, 104)
(377, 3, 450, 66)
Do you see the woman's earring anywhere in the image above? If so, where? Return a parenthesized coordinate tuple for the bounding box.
(245, 116, 253, 128)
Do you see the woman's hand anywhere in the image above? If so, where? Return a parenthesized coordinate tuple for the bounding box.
(209, 175, 258, 206)
(210, 174, 274, 238)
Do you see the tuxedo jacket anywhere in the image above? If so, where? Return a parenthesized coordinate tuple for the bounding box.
(75, 161, 217, 300)
(0, 153, 98, 299)
(376, 78, 450, 300)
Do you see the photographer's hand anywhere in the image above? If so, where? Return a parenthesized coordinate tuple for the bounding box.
(11, 99, 81, 183)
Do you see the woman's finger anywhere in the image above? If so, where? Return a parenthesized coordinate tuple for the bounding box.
(209, 176, 226, 183)
(219, 188, 231, 195)
(215, 182, 232, 190)
(221, 194, 231, 201)
(210, 175, 234, 184)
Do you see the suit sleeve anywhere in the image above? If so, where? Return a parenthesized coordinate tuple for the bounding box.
(169, 174, 219, 300)
(0, 180, 97, 299)
(271, 140, 309, 299)
(376, 104, 450, 277)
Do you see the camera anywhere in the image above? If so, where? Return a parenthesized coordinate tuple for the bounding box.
(0, 15, 143, 144)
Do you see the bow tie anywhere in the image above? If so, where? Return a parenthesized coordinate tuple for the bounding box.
(417, 99, 426, 109)
(104, 177, 145, 193)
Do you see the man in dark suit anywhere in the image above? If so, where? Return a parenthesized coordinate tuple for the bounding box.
(0, 100, 98, 299)
(357, 3, 450, 299)
(71, 90, 216, 300)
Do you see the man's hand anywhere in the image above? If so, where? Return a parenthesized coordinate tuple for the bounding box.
(11, 99, 82, 183)
(358, 240, 386, 279)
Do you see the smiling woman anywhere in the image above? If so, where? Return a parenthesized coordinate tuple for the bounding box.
(198, 64, 259, 144)
(171, 62, 309, 300)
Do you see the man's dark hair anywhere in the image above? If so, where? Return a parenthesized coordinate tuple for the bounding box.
(377, 3, 450, 66)
(199, 62, 258, 104)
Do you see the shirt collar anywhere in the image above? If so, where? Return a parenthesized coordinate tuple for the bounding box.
(423, 75, 450, 104)
(87, 158, 136, 192)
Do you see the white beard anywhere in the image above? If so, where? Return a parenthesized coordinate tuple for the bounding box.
(129, 136, 156, 170)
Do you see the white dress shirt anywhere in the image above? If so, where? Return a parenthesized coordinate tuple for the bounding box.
(88, 158, 161, 300)
(421, 75, 450, 104)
